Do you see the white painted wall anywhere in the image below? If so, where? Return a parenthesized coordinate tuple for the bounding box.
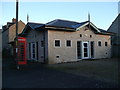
(48, 27, 111, 64)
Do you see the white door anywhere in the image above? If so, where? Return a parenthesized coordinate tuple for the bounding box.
(82, 42, 89, 59)
(31, 43, 37, 60)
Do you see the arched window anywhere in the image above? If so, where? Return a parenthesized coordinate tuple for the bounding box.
(98, 41, 101, 46)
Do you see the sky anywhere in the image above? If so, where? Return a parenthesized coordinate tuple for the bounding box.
(1, 0, 119, 30)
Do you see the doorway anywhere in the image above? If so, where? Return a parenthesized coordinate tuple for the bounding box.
(82, 42, 89, 59)
(77, 41, 94, 59)
(31, 43, 37, 60)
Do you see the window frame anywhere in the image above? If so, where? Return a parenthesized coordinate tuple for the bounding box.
(105, 41, 108, 46)
(54, 39, 61, 47)
(98, 41, 102, 46)
(90, 35, 92, 38)
(80, 34, 82, 37)
(66, 40, 72, 47)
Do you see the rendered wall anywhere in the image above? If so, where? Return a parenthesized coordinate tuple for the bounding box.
(48, 27, 111, 64)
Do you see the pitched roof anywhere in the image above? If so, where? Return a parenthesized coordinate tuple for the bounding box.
(46, 19, 112, 35)
(19, 22, 45, 36)
(20, 19, 113, 36)
(98, 28, 115, 35)
(27, 22, 45, 30)
(2, 20, 25, 33)
(98, 28, 111, 35)
(46, 19, 88, 29)
(108, 14, 120, 32)
(99, 28, 108, 33)
(0, 29, 2, 34)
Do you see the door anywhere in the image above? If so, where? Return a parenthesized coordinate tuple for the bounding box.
(31, 43, 37, 60)
(82, 42, 89, 59)
(90, 41, 94, 58)
(77, 41, 82, 59)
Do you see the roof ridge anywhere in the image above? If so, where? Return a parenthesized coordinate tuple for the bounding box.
(46, 19, 79, 24)
(98, 28, 106, 31)
(28, 22, 44, 25)
(47, 19, 89, 25)
(54, 19, 80, 23)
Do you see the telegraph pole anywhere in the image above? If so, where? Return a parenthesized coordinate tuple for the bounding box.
(16, 0, 19, 69)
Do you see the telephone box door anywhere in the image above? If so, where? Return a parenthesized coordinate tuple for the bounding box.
(17, 37, 27, 65)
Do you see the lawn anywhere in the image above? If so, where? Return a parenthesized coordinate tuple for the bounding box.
(45, 58, 119, 85)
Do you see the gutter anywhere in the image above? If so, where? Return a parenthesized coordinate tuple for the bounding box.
(45, 26, 75, 31)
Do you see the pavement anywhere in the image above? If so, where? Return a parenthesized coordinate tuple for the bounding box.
(2, 59, 118, 88)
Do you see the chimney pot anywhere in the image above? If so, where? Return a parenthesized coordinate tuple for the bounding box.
(12, 18, 16, 23)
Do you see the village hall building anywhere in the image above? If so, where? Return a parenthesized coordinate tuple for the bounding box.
(20, 19, 112, 64)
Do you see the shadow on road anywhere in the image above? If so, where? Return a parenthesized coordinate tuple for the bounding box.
(2, 58, 119, 88)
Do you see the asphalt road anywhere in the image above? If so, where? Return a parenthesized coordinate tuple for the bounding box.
(2, 61, 118, 88)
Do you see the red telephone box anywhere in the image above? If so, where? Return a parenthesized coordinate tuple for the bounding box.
(17, 37, 27, 65)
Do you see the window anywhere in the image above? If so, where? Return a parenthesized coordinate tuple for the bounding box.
(105, 42, 108, 46)
(98, 41, 101, 46)
(80, 34, 82, 37)
(90, 35, 92, 38)
(56, 56, 59, 58)
(41, 41, 44, 47)
(55, 40, 60, 47)
(66, 40, 71, 47)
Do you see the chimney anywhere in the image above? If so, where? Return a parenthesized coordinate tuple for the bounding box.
(12, 18, 16, 23)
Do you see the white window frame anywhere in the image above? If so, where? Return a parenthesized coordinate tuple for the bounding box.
(98, 40, 102, 47)
(82, 41, 90, 59)
(66, 40, 72, 47)
(54, 39, 61, 48)
(105, 41, 108, 47)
